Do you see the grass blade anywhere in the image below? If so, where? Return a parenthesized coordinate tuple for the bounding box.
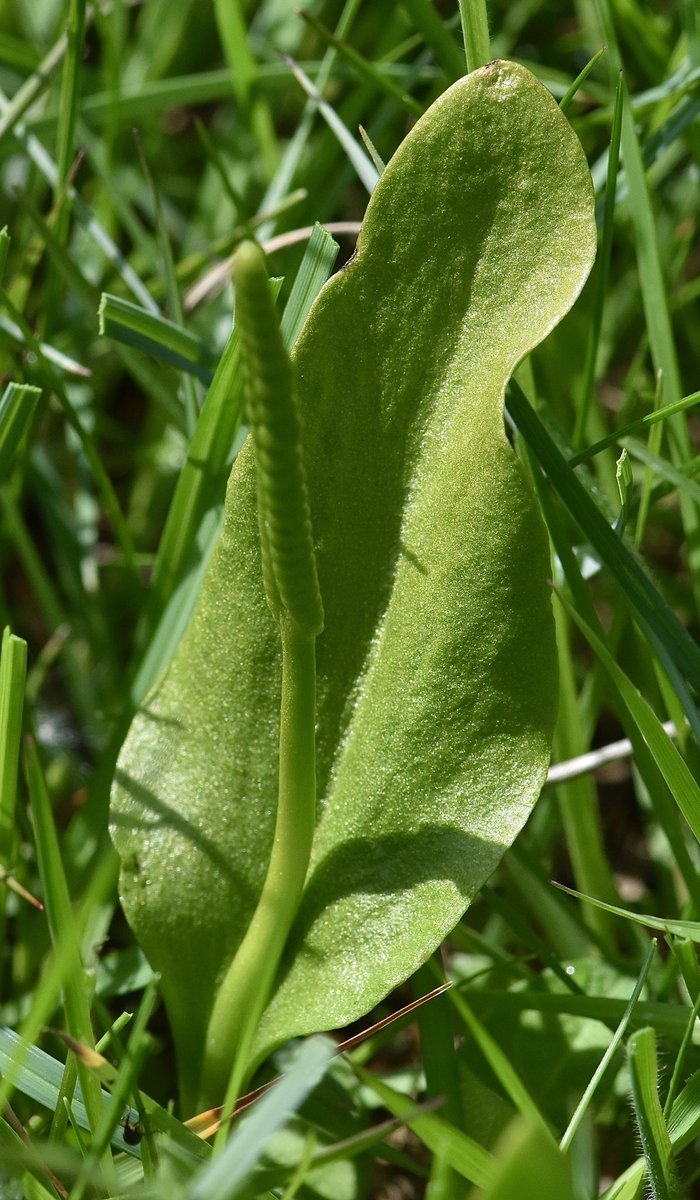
(559, 45, 608, 112)
(297, 9, 423, 116)
(213, 0, 278, 180)
(284, 55, 380, 194)
(507, 382, 700, 693)
(553, 884, 700, 944)
(446, 988, 554, 1141)
(23, 740, 108, 1155)
(560, 940, 656, 1152)
(559, 591, 700, 845)
(400, 0, 465, 80)
(628, 1028, 678, 1200)
(99, 294, 219, 383)
(571, 389, 700, 466)
(0, 628, 27, 868)
(187, 1037, 334, 1200)
(0, 383, 41, 481)
(352, 1062, 495, 1189)
(458, 0, 490, 72)
(573, 69, 623, 447)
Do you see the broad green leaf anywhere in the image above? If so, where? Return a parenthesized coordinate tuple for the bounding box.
(111, 60, 596, 1105)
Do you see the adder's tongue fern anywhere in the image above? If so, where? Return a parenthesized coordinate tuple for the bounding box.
(200, 239, 322, 1108)
(233, 239, 324, 637)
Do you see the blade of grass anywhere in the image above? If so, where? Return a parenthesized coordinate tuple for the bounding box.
(480, 1121, 578, 1200)
(23, 739, 108, 1158)
(574, 70, 624, 448)
(296, 8, 423, 116)
(279, 222, 339, 346)
(194, 117, 246, 217)
(18, 187, 186, 428)
(69, 981, 159, 1200)
(133, 129, 200, 432)
(482, 886, 585, 993)
(667, 1068, 700, 1150)
(623, 437, 700, 507)
(0, 32, 42, 71)
(352, 1062, 495, 1189)
(0, 491, 101, 732)
(99, 294, 219, 383)
(182, 190, 307, 311)
(683, 0, 700, 62)
(0, 1025, 144, 1162)
(529, 419, 700, 861)
(571, 389, 700, 466)
(551, 594, 620, 943)
(663, 983, 700, 1119)
(0, 316, 89, 375)
(628, 1028, 678, 1200)
(188, 1037, 334, 1200)
(54, 0, 87, 223)
(359, 125, 386, 173)
(24, 65, 306, 134)
(533, 449, 700, 908)
(0, 1115, 67, 1200)
(0, 847, 120, 1109)
(1, 287, 139, 578)
(458, 0, 490, 72)
(558, 591, 700, 846)
(254, 0, 364, 239)
(213, 0, 278, 181)
(0, 90, 157, 312)
(559, 45, 608, 112)
(560, 940, 656, 1152)
(552, 884, 700, 945)
(0, 25, 69, 142)
(0, 382, 42, 481)
(467, 985, 697, 1041)
(507, 382, 700, 694)
(400, 0, 465, 80)
(0, 628, 27, 869)
(445, 988, 554, 1143)
(635, 372, 666, 544)
(593, 0, 700, 604)
(283, 55, 380, 194)
(506, 845, 590, 961)
(413, 959, 463, 1200)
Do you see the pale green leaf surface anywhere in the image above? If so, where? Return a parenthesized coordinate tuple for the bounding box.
(111, 61, 595, 1092)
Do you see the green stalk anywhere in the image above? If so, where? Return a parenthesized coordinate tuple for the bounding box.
(459, 0, 490, 73)
(200, 239, 322, 1110)
(201, 619, 317, 1106)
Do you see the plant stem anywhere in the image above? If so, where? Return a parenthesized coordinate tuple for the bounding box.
(200, 618, 317, 1107)
(459, 0, 490, 73)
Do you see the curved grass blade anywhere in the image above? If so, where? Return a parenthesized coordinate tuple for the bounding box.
(628, 1028, 679, 1200)
(506, 382, 700, 693)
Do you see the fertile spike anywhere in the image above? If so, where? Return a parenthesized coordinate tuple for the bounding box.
(232, 240, 324, 636)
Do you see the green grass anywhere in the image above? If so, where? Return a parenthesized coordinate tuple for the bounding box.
(1, 1, 700, 1197)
